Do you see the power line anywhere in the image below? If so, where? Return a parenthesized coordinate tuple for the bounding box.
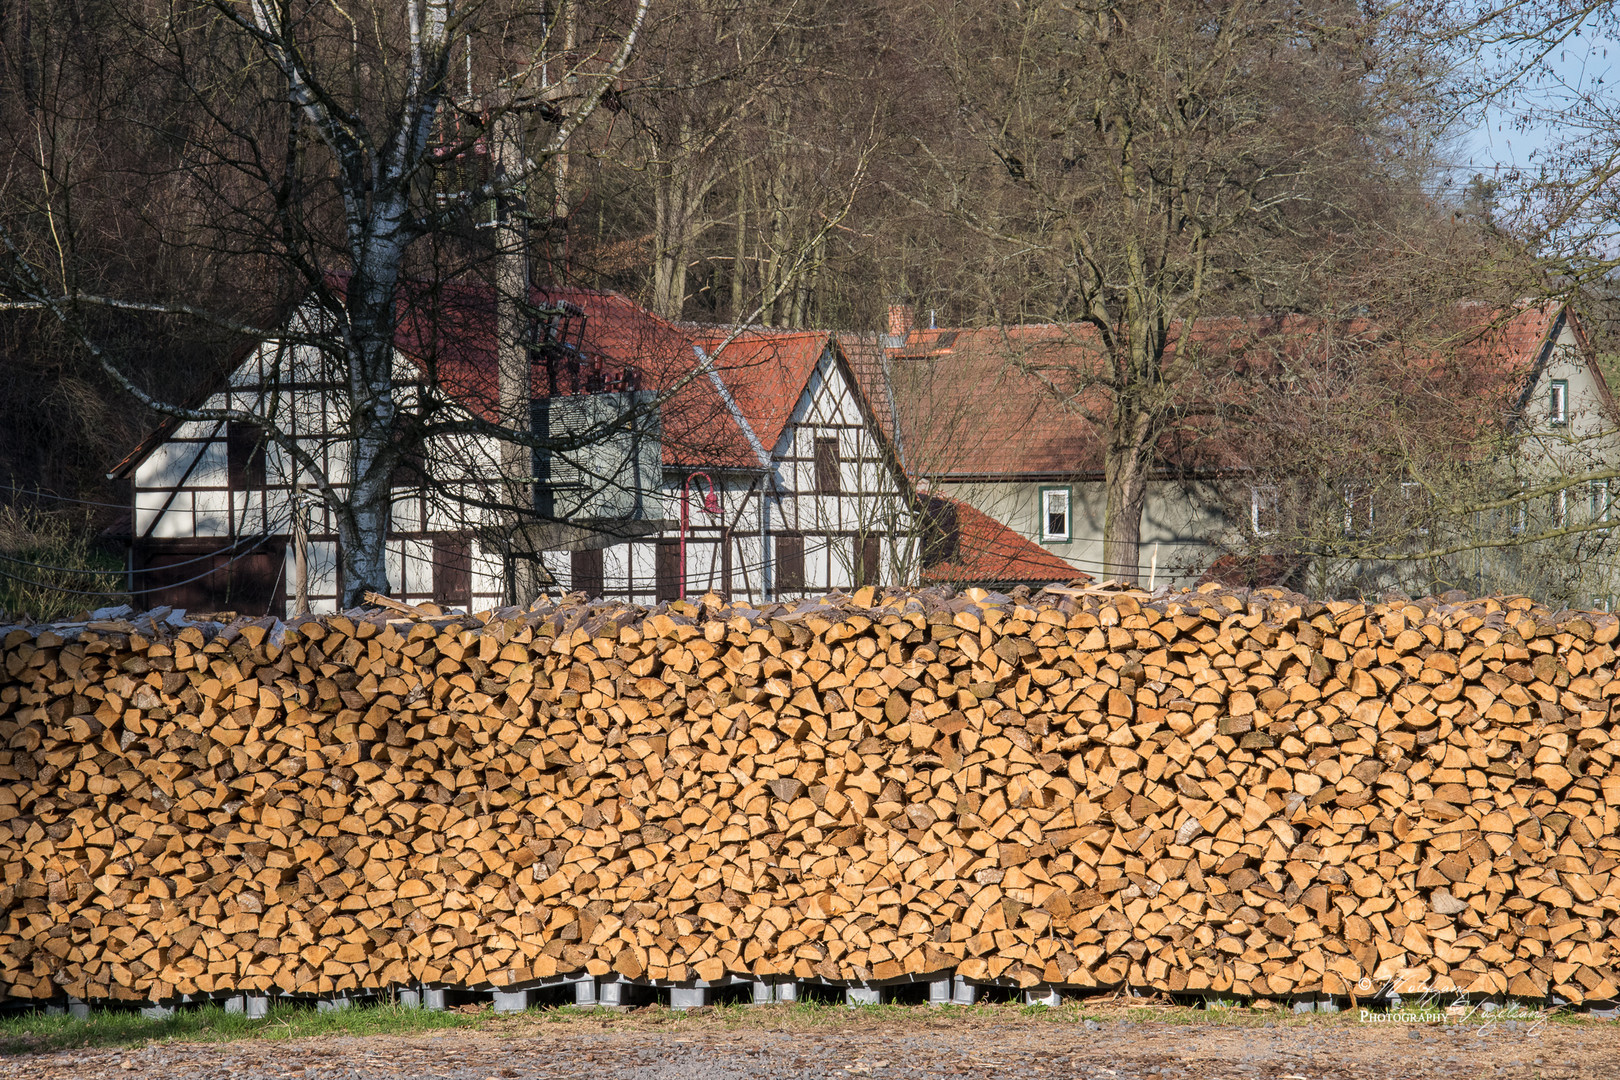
(0, 514, 293, 598)
(3, 486, 132, 511)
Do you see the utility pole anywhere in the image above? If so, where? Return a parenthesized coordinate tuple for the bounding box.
(292, 478, 311, 616)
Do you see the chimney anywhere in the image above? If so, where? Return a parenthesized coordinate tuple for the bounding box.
(884, 302, 915, 349)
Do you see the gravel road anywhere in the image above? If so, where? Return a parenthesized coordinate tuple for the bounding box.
(1, 1010, 1610, 1080)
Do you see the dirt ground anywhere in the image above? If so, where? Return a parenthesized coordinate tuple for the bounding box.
(1, 1002, 1612, 1080)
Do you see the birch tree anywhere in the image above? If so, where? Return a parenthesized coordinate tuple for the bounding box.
(0, 0, 649, 606)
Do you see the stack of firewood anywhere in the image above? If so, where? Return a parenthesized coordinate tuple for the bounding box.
(1, 584, 1617, 1005)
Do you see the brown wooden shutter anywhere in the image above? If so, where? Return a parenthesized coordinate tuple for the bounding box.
(571, 547, 604, 597)
(226, 422, 265, 490)
(860, 535, 880, 587)
(777, 534, 804, 592)
(433, 534, 472, 609)
(655, 539, 681, 601)
(814, 437, 841, 495)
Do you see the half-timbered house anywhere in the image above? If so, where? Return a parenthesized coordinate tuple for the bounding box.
(115, 286, 1043, 614)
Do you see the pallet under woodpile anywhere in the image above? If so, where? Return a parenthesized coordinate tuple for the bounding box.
(3, 583, 1620, 1014)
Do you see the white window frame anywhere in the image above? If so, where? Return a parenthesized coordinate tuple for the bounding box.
(1400, 481, 1430, 536)
(1549, 379, 1569, 426)
(1040, 486, 1071, 543)
(1510, 485, 1527, 535)
(1343, 485, 1373, 538)
(1250, 485, 1278, 538)
(1553, 487, 1569, 529)
(1593, 479, 1611, 535)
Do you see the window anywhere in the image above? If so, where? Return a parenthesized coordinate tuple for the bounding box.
(776, 534, 805, 592)
(1553, 487, 1569, 529)
(1592, 479, 1611, 534)
(1040, 487, 1071, 542)
(226, 422, 266, 490)
(1510, 486, 1527, 535)
(655, 539, 681, 602)
(1250, 485, 1278, 537)
(432, 535, 471, 609)
(1595, 596, 1612, 614)
(1343, 486, 1373, 537)
(814, 437, 841, 495)
(1401, 481, 1430, 536)
(571, 547, 604, 597)
(1550, 380, 1569, 426)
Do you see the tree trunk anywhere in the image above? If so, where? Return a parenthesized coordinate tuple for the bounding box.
(1101, 439, 1152, 584)
(336, 222, 410, 606)
(494, 107, 542, 607)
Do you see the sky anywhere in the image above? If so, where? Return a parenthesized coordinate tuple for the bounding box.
(1456, 25, 1618, 175)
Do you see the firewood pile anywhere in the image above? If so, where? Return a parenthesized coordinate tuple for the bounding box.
(2, 584, 1618, 1006)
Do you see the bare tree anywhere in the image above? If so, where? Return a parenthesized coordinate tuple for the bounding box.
(0, 0, 649, 606)
(908, 0, 1436, 583)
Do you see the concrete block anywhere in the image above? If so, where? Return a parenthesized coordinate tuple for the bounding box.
(598, 979, 629, 1008)
(223, 995, 246, 1014)
(422, 987, 448, 1012)
(43, 1001, 65, 1017)
(68, 997, 90, 1020)
(140, 1004, 175, 1020)
(1024, 988, 1060, 1008)
(246, 995, 271, 1020)
(929, 978, 952, 1005)
(317, 995, 352, 1013)
(1317, 999, 1341, 1015)
(573, 977, 598, 1007)
(492, 989, 532, 1014)
(1293, 999, 1316, 1014)
(952, 976, 978, 1006)
(752, 982, 774, 1005)
(775, 982, 797, 1003)
(846, 986, 882, 1007)
(669, 986, 708, 1010)
(396, 988, 422, 1009)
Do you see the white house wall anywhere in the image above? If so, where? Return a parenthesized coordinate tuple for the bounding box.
(558, 345, 915, 603)
(128, 320, 512, 617)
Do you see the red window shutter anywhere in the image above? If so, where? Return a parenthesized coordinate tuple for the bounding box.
(571, 547, 604, 597)
(860, 535, 880, 587)
(777, 534, 804, 592)
(655, 540, 681, 602)
(226, 422, 266, 490)
(814, 437, 841, 495)
(433, 534, 472, 609)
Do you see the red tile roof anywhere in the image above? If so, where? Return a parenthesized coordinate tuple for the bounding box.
(393, 284, 835, 470)
(847, 304, 1574, 481)
(920, 497, 1092, 587)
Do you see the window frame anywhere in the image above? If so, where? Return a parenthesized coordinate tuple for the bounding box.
(1549, 379, 1569, 426)
(1400, 481, 1430, 536)
(1039, 485, 1071, 543)
(1250, 485, 1279, 538)
(1342, 484, 1373, 538)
